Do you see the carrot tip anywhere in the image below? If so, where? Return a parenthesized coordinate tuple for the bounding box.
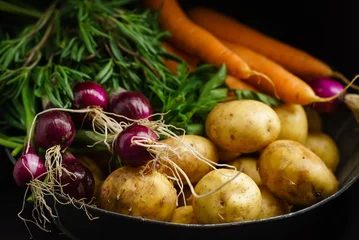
(251, 70, 280, 100)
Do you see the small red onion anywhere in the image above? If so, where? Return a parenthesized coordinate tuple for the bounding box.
(115, 124, 158, 167)
(72, 81, 109, 109)
(62, 151, 78, 165)
(34, 110, 76, 149)
(60, 162, 95, 201)
(13, 149, 46, 188)
(309, 77, 345, 112)
(109, 91, 153, 123)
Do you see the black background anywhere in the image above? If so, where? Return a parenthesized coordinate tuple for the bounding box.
(1, 0, 359, 239)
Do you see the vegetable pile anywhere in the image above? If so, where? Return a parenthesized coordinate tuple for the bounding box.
(1, 0, 359, 235)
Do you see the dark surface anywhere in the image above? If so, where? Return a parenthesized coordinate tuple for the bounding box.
(1, 0, 359, 239)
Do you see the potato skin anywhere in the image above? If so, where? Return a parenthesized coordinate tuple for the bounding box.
(170, 206, 199, 224)
(305, 132, 340, 172)
(258, 140, 339, 206)
(227, 156, 262, 186)
(205, 99, 281, 153)
(304, 106, 323, 133)
(158, 134, 219, 184)
(192, 169, 262, 224)
(273, 103, 308, 144)
(98, 166, 177, 221)
(258, 186, 290, 220)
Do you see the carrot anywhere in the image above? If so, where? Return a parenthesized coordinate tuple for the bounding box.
(187, 7, 349, 83)
(162, 41, 201, 68)
(224, 75, 257, 91)
(161, 41, 200, 73)
(221, 40, 356, 105)
(162, 41, 257, 91)
(143, 0, 256, 80)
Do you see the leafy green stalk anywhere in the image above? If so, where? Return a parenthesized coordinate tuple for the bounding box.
(0, 1, 42, 18)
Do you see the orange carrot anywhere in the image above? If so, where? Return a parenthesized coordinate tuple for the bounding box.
(143, 0, 255, 80)
(162, 41, 201, 68)
(224, 75, 257, 91)
(187, 7, 336, 81)
(221, 40, 355, 105)
(162, 41, 257, 91)
(161, 41, 200, 73)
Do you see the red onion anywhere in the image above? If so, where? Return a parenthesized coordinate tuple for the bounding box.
(59, 162, 95, 201)
(115, 124, 158, 167)
(109, 91, 153, 123)
(34, 110, 76, 149)
(72, 81, 109, 109)
(13, 148, 46, 187)
(62, 151, 78, 165)
(309, 77, 345, 112)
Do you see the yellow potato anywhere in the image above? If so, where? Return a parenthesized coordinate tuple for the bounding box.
(227, 156, 262, 186)
(192, 169, 262, 224)
(158, 134, 219, 184)
(258, 140, 339, 206)
(304, 106, 323, 133)
(273, 103, 308, 144)
(205, 99, 281, 153)
(305, 132, 340, 172)
(258, 186, 291, 220)
(170, 206, 199, 224)
(98, 166, 177, 222)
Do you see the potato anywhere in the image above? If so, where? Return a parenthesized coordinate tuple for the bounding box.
(304, 106, 323, 133)
(305, 132, 340, 172)
(158, 134, 219, 184)
(217, 147, 242, 163)
(170, 206, 199, 224)
(258, 186, 291, 220)
(258, 140, 339, 206)
(227, 156, 262, 186)
(97, 166, 177, 221)
(205, 99, 281, 153)
(273, 103, 308, 144)
(192, 169, 262, 224)
(77, 155, 106, 199)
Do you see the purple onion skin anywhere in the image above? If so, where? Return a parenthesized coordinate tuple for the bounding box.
(60, 162, 95, 201)
(13, 152, 46, 187)
(109, 91, 153, 123)
(34, 110, 76, 150)
(72, 81, 109, 110)
(115, 125, 158, 167)
(309, 77, 345, 112)
(62, 151, 79, 165)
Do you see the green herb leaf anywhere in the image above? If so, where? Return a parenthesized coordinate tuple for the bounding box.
(235, 90, 282, 106)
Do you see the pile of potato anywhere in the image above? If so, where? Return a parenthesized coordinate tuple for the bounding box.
(94, 99, 340, 225)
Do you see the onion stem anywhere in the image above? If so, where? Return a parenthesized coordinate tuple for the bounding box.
(0, 1, 42, 18)
(0, 138, 22, 149)
(21, 80, 35, 137)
